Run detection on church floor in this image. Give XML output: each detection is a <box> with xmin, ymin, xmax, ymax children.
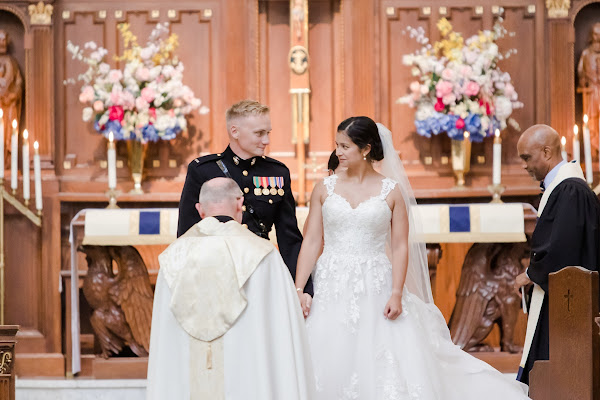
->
<box><xmin>16</xmin><ymin>375</ymin><xmax>518</xmax><ymax>399</ymax></box>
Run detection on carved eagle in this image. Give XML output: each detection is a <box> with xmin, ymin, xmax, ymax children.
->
<box><xmin>79</xmin><ymin>245</ymin><xmax>154</xmax><ymax>359</ymax></box>
<box><xmin>448</xmin><ymin>242</ymin><xmax>529</xmax><ymax>353</ymax></box>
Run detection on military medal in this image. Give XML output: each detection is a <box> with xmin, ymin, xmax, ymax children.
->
<box><xmin>276</xmin><ymin>177</ymin><xmax>285</xmax><ymax>196</ymax></box>
<box><xmin>269</xmin><ymin>177</ymin><xmax>277</xmax><ymax>195</ymax></box>
<box><xmin>253</xmin><ymin>177</ymin><xmax>262</xmax><ymax>196</ymax></box>
<box><xmin>261</xmin><ymin>177</ymin><xmax>270</xmax><ymax>195</ymax></box>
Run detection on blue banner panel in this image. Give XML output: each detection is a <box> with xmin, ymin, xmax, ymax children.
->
<box><xmin>139</xmin><ymin>211</ymin><xmax>161</xmax><ymax>235</ymax></box>
<box><xmin>449</xmin><ymin>206</ymin><xmax>470</xmax><ymax>232</ymax></box>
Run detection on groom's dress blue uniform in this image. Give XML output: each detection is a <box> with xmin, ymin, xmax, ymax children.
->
<box><xmin>177</xmin><ymin>145</ymin><xmax>313</xmax><ymax>295</ymax></box>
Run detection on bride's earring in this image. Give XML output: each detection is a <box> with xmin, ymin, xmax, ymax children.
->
<box><xmin>363</xmin><ymin>154</ymin><xmax>367</xmax><ymax>161</ymax></box>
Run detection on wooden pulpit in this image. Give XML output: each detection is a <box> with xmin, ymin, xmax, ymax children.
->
<box><xmin>0</xmin><ymin>325</ymin><xmax>19</xmax><ymax>400</ymax></box>
<box><xmin>529</xmin><ymin>267</ymin><xmax>600</xmax><ymax>400</ymax></box>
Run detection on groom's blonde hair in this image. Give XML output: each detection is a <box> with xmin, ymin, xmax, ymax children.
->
<box><xmin>226</xmin><ymin>100</ymin><xmax>269</xmax><ymax>129</ymax></box>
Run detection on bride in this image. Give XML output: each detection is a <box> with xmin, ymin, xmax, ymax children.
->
<box><xmin>294</xmin><ymin>116</ymin><xmax>530</xmax><ymax>399</ymax></box>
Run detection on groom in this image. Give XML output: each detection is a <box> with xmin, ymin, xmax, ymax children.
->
<box><xmin>514</xmin><ymin>124</ymin><xmax>600</xmax><ymax>385</ymax></box>
<box><xmin>177</xmin><ymin>99</ymin><xmax>313</xmax><ymax>296</ymax></box>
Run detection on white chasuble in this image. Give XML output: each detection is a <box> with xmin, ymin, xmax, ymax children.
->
<box><xmin>146</xmin><ymin>217</ymin><xmax>315</xmax><ymax>400</ymax></box>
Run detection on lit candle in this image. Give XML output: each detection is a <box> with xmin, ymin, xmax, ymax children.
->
<box><xmin>583</xmin><ymin>115</ymin><xmax>593</xmax><ymax>184</ymax></box>
<box><xmin>561</xmin><ymin>136</ymin><xmax>568</xmax><ymax>161</ymax></box>
<box><xmin>0</xmin><ymin>109</ymin><xmax>4</xmax><ymax>180</ymax></box>
<box><xmin>10</xmin><ymin>120</ymin><xmax>17</xmax><ymax>192</ymax></box>
<box><xmin>33</xmin><ymin>141</ymin><xmax>42</xmax><ymax>212</ymax></box>
<box><xmin>22</xmin><ymin>129</ymin><xmax>29</xmax><ymax>202</ymax></box>
<box><xmin>492</xmin><ymin>129</ymin><xmax>502</xmax><ymax>186</ymax></box>
<box><xmin>107</xmin><ymin>131</ymin><xmax>117</xmax><ymax>190</ymax></box>
<box><xmin>573</xmin><ymin>124</ymin><xmax>580</xmax><ymax>164</ymax></box>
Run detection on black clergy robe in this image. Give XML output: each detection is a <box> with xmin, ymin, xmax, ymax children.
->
<box><xmin>519</xmin><ymin>177</ymin><xmax>600</xmax><ymax>385</ymax></box>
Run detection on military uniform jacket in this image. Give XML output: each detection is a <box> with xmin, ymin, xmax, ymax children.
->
<box><xmin>178</xmin><ymin>146</ymin><xmax>313</xmax><ymax>295</ymax></box>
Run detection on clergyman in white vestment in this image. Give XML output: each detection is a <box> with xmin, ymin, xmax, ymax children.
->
<box><xmin>146</xmin><ymin>177</ymin><xmax>315</xmax><ymax>400</ymax></box>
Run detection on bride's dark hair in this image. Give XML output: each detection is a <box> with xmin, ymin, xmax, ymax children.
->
<box><xmin>337</xmin><ymin>116</ymin><xmax>384</xmax><ymax>161</ymax></box>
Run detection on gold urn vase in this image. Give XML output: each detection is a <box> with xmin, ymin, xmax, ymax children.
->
<box><xmin>451</xmin><ymin>137</ymin><xmax>471</xmax><ymax>188</ymax></box>
<box><xmin>126</xmin><ymin>140</ymin><xmax>148</xmax><ymax>194</ymax></box>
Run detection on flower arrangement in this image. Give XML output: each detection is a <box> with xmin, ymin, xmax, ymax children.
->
<box><xmin>66</xmin><ymin>23</ymin><xmax>208</xmax><ymax>142</ymax></box>
<box><xmin>397</xmin><ymin>17</ymin><xmax>522</xmax><ymax>142</ymax></box>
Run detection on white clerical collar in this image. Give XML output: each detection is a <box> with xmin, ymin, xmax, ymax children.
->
<box><xmin>543</xmin><ymin>160</ymin><xmax>567</xmax><ymax>189</ymax></box>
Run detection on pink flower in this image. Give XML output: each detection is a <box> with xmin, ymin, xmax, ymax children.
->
<box><xmin>93</xmin><ymin>100</ymin><xmax>104</xmax><ymax>112</ymax></box>
<box><xmin>121</xmin><ymin>91</ymin><xmax>135</xmax><ymax>109</ymax></box>
<box><xmin>168</xmin><ymin>109</ymin><xmax>175</xmax><ymax>117</ymax></box>
<box><xmin>141</xmin><ymin>87</ymin><xmax>156</xmax><ymax>103</ymax></box>
<box><xmin>463</xmin><ymin>81</ymin><xmax>480</xmax><ymax>97</ymax></box>
<box><xmin>173</xmin><ymin>99</ymin><xmax>183</xmax><ymax>107</ymax></box>
<box><xmin>456</xmin><ymin>118</ymin><xmax>465</xmax><ymax>129</ymax></box>
<box><xmin>135</xmin><ymin>97</ymin><xmax>149</xmax><ymax>111</ymax></box>
<box><xmin>434</xmin><ymin>98</ymin><xmax>445</xmax><ymax>112</ymax></box>
<box><xmin>435</xmin><ymin>80</ymin><xmax>453</xmax><ymax>98</ymax></box>
<box><xmin>110</xmin><ymin>87</ymin><xmax>123</xmax><ymax>105</ymax></box>
<box><xmin>441</xmin><ymin>68</ymin><xmax>455</xmax><ymax>81</ymax></box>
<box><xmin>135</xmin><ymin>67</ymin><xmax>150</xmax><ymax>81</ymax></box>
<box><xmin>148</xmin><ymin>108</ymin><xmax>156</xmax><ymax>120</ymax></box>
<box><xmin>109</xmin><ymin>105</ymin><xmax>124</xmax><ymax>122</ymax></box>
<box><xmin>108</xmin><ymin>69</ymin><xmax>123</xmax><ymax>84</ymax></box>
<box><xmin>79</xmin><ymin>86</ymin><xmax>94</xmax><ymax>103</ymax></box>
<box><xmin>504</xmin><ymin>83</ymin><xmax>515</xmax><ymax>98</ymax></box>
<box><xmin>460</xmin><ymin>66</ymin><xmax>473</xmax><ymax>77</ymax></box>
<box><xmin>409</xmin><ymin>81</ymin><xmax>421</xmax><ymax>93</ymax></box>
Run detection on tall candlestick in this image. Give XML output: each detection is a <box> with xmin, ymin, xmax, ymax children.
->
<box><xmin>10</xmin><ymin>120</ymin><xmax>17</xmax><ymax>193</ymax></box>
<box><xmin>561</xmin><ymin>136</ymin><xmax>568</xmax><ymax>161</ymax></box>
<box><xmin>33</xmin><ymin>141</ymin><xmax>42</xmax><ymax>212</ymax></box>
<box><xmin>573</xmin><ymin>124</ymin><xmax>581</xmax><ymax>164</ymax></box>
<box><xmin>22</xmin><ymin>130</ymin><xmax>29</xmax><ymax>202</ymax></box>
<box><xmin>492</xmin><ymin>129</ymin><xmax>502</xmax><ymax>186</ymax></box>
<box><xmin>107</xmin><ymin>131</ymin><xmax>117</xmax><ymax>190</ymax></box>
<box><xmin>0</xmin><ymin>109</ymin><xmax>4</xmax><ymax>180</ymax></box>
<box><xmin>583</xmin><ymin>115</ymin><xmax>593</xmax><ymax>184</ymax></box>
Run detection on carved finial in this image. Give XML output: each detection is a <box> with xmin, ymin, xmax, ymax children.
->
<box><xmin>28</xmin><ymin>1</ymin><xmax>54</xmax><ymax>25</ymax></box>
<box><xmin>546</xmin><ymin>0</ymin><xmax>570</xmax><ymax>18</ymax></box>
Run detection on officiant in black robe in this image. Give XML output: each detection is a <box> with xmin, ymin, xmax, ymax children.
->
<box><xmin>514</xmin><ymin>124</ymin><xmax>600</xmax><ymax>386</ymax></box>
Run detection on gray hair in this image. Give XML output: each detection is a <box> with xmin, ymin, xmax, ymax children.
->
<box><xmin>198</xmin><ymin>177</ymin><xmax>243</xmax><ymax>206</ymax></box>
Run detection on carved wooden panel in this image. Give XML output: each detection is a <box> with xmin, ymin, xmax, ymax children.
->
<box><xmin>380</xmin><ymin>2</ymin><xmax>541</xmax><ymax>191</ymax></box>
<box><xmin>56</xmin><ymin>3</ymin><xmax>223</xmax><ymax>188</ymax></box>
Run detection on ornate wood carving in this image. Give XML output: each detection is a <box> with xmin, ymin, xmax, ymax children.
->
<box><xmin>449</xmin><ymin>242</ymin><xmax>530</xmax><ymax>353</ymax></box>
<box><xmin>0</xmin><ymin>326</ymin><xmax>18</xmax><ymax>400</ymax></box>
<box><xmin>79</xmin><ymin>245</ymin><xmax>153</xmax><ymax>358</ymax></box>
<box><xmin>546</xmin><ymin>0</ymin><xmax>571</xmax><ymax>18</ymax></box>
<box><xmin>27</xmin><ymin>1</ymin><xmax>53</xmax><ymax>26</ymax></box>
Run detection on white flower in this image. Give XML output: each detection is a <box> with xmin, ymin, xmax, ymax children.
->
<box><xmin>494</xmin><ymin>95</ymin><xmax>513</xmax><ymax>121</ymax></box>
<box><xmin>82</xmin><ymin>107</ymin><xmax>94</xmax><ymax>122</ymax></box>
<box><xmin>98</xmin><ymin>63</ymin><xmax>110</xmax><ymax>75</ymax></box>
<box><xmin>415</xmin><ymin>103</ymin><xmax>435</xmax><ymax>121</ymax></box>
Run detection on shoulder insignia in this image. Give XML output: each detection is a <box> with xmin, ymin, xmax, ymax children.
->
<box><xmin>190</xmin><ymin>153</ymin><xmax>224</xmax><ymax>167</ymax></box>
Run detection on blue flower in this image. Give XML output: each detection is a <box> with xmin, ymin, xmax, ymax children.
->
<box><xmin>103</xmin><ymin>120</ymin><xmax>128</xmax><ymax>140</ymax></box>
<box><xmin>415</xmin><ymin>120</ymin><xmax>431</xmax><ymax>138</ymax></box>
<box><xmin>465</xmin><ymin>113</ymin><xmax>484</xmax><ymax>142</ymax></box>
<box><xmin>162</xmin><ymin>126</ymin><xmax>181</xmax><ymax>141</ymax></box>
<box><xmin>142</xmin><ymin>124</ymin><xmax>159</xmax><ymax>142</ymax></box>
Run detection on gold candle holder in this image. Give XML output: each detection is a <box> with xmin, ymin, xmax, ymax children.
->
<box><xmin>487</xmin><ymin>184</ymin><xmax>505</xmax><ymax>203</ymax></box>
<box><xmin>105</xmin><ymin>189</ymin><xmax>120</xmax><ymax>209</ymax></box>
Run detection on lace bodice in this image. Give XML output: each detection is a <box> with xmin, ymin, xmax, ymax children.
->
<box><xmin>322</xmin><ymin>174</ymin><xmax>397</xmax><ymax>258</ymax></box>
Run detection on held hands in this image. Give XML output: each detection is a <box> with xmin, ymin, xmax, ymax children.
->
<box><xmin>297</xmin><ymin>290</ymin><xmax>312</xmax><ymax>318</ymax></box>
<box><xmin>513</xmin><ymin>272</ymin><xmax>532</xmax><ymax>295</ymax></box>
<box><xmin>383</xmin><ymin>291</ymin><xmax>403</xmax><ymax>320</ymax></box>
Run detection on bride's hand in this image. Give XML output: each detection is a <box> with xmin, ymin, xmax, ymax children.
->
<box><xmin>297</xmin><ymin>292</ymin><xmax>313</xmax><ymax>318</ymax></box>
<box><xmin>383</xmin><ymin>293</ymin><xmax>403</xmax><ymax>320</ymax></box>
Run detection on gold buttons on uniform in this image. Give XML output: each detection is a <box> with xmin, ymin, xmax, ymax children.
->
<box><xmin>242</xmin><ymin>205</ymin><xmax>246</xmax><ymax>211</ymax></box>
<box><xmin>217</xmin><ymin>153</ymin><xmax>221</xmax><ymax>156</ymax></box>
<box><xmin>269</xmin><ymin>199</ymin><xmax>273</xmax><ymax>204</ymax></box>
<box><xmin>242</xmin><ymin>224</ymin><xmax>248</xmax><ymax>228</ymax></box>
<box><xmin>243</xmin><ymin>170</ymin><xmax>248</xmax><ymax>176</ymax></box>
<box><xmin>244</xmin><ymin>187</ymin><xmax>249</xmax><ymax>193</ymax></box>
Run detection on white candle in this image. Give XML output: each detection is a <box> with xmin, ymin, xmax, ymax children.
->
<box><xmin>573</xmin><ymin>124</ymin><xmax>581</xmax><ymax>164</ymax></box>
<box><xmin>22</xmin><ymin>129</ymin><xmax>29</xmax><ymax>201</ymax></box>
<box><xmin>0</xmin><ymin>109</ymin><xmax>4</xmax><ymax>180</ymax></box>
<box><xmin>561</xmin><ymin>136</ymin><xmax>568</xmax><ymax>161</ymax></box>
<box><xmin>492</xmin><ymin>129</ymin><xmax>502</xmax><ymax>186</ymax></box>
<box><xmin>10</xmin><ymin>120</ymin><xmax>17</xmax><ymax>191</ymax></box>
<box><xmin>583</xmin><ymin>115</ymin><xmax>593</xmax><ymax>184</ymax></box>
<box><xmin>33</xmin><ymin>141</ymin><xmax>42</xmax><ymax>211</ymax></box>
<box><xmin>107</xmin><ymin>131</ymin><xmax>117</xmax><ymax>190</ymax></box>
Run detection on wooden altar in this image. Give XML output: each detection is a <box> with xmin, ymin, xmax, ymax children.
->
<box><xmin>0</xmin><ymin>0</ymin><xmax>594</xmax><ymax>378</ymax></box>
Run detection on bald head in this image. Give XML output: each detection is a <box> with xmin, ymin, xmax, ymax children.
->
<box><xmin>195</xmin><ymin>178</ymin><xmax>244</xmax><ymax>223</ymax></box>
<box><xmin>517</xmin><ymin>124</ymin><xmax>563</xmax><ymax>181</ymax></box>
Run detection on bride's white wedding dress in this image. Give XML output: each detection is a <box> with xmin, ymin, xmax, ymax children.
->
<box><xmin>305</xmin><ymin>174</ymin><xmax>529</xmax><ymax>400</ymax></box>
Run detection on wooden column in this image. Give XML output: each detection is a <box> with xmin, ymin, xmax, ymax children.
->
<box><xmin>0</xmin><ymin>325</ymin><xmax>18</xmax><ymax>400</ymax></box>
